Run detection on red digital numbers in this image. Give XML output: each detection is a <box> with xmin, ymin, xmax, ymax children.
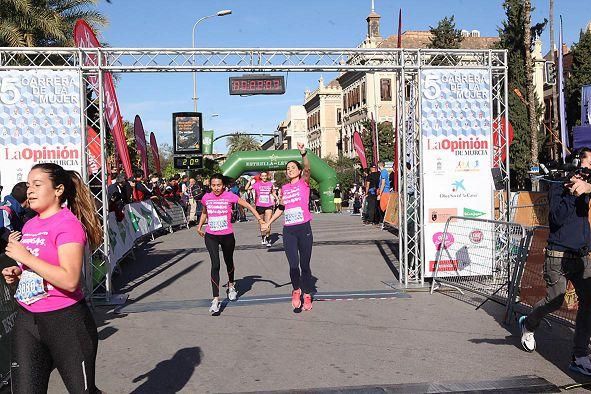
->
<box><xmin>230</xmin><ymin>77</ymin><xmax>285</xmax><ymax>94</ymax></box>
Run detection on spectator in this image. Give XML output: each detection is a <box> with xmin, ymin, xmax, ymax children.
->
<box><xmin>133</xmin><ymin>169</ymin><xmax>152</xmax><ymax>201</ymax></box>
<box><xmin>364</xmin><ymin>165</ymin><xmax>381</xmax><ymax>225</ymax></box>
<box><xmin>0</xmin><ymin>182</ymin><xmax>28</xmax><ymax>252</ymax></box>
<box><xmin>333</xmin><ymin>184</ymin><xmax>342</xmax><ymax>214</ymax></box>
<box><xmin>378</xmin><ymin>161</ymin><xmax>391</xmax><ymax>221</ymax></box>
<box><xmin>107</xmin><ymin>174</ymin><xmax>130</xmax><ymax>205</ymax></box>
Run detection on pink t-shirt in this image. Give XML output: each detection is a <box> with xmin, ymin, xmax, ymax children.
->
<box><xmin>281</xmin><ymin>179</ymin><xmax>312</xmax><ymax>226</ymax></box>
<box><xmin>253</xmin><ymin>181</ymin><xmax>274</xmax><ymax>208</ymax></box>
<box><xmin>202</xmin><ymin>191</ymin><xmax>240</xmax><ymax>235</ymax></box>
<box><xmin>17</xmin><ymin>208</ymin><xmax>87</xmax><ymax>312</ymax></box>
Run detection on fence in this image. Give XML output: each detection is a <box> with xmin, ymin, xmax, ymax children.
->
<box><xmin>430</xmin><ymin>216</ymin><xmax>529</xmax><ymax>319</ymax></box>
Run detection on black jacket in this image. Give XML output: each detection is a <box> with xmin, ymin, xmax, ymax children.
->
<box><xmin>547</xmin><ymin>182</ymin><xmax>591</xmax><ymax>253</ymax></box>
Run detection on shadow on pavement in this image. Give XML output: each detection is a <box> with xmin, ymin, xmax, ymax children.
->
<box><xmin>131</xmin><ymin>347</ymin><xmax>202</xmax><ymax>393</ymax></box>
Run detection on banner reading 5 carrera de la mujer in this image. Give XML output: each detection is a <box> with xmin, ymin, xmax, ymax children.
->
<box><xmin>0</xmin><ymin>70</ymin><xmax>83</xmax><ymax>192</ymax></box>
<box><xmin>420</xmin><ymin>69</ymin><xmax>494</xmax><ymax>278</ymax></box>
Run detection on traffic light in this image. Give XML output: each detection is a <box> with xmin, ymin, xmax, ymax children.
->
<box><xmin>545</xmin><ymin>61</ymin><xmax>557</xmax><ymax>86</ymax></box>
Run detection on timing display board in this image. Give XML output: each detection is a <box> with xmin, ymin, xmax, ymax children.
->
<box><xmin>229</xmin><ymin>75</ymin><xmax>286</xmax><ymax>95</ymax></box>
<box><xmin>173</xmin><ymin>155</ymin><xmax>203</xmax><ymax>169</ymax></box>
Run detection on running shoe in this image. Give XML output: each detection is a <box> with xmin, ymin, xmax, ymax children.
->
<box><xmin>209</xmin><ymin>299</ymin><xmax>220</xmax><ymax>314</ymax></box>
<box><xmin>266</xmin><ymin>239</ymin><xmax>272</xmax><ymax>247</ymax></box>
<box><xmin>519</xmin><ymin>315</ymin><xmax>536</xmax><ymax>352</ymax></box>
<box><xmin>228</xmin><ymin>286</ymin><xmax>238</xmax><ymax>301</ymax></box>
<box><xmin>291</xmin><ymin>289</ymin><xmax>302</xmax><ymax>309</ymax></box>
<box><xmin>303</xmin><ymin>293</ymin><xmax>313</xmax><ymax>311</ymax></box>
<box><xmin>570</xmin><ymin>355</ymin><xmax>591</xmax><ymax>376</ymax></box>
<box><xmin>261</xmin><ymin>238</ymin><xmax>266</xmax><ymax>245</ymax></box>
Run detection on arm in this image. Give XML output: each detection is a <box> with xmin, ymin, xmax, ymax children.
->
<box><xmin>266</xmin><ymin>206</ymin><xmax>284</xmax><ymax>229</ymax></box>
<box><xmin>298</xmin><ymin>142</ymin><xmax>311</xmax><ymax>184</ymax></box>
<box><xmin>196</xmin><ymin>206</ymin><xmax>208</xmax><ymax>237</ymax></box>
<box><xmin>6</xmin><ymin>235</ymin><xmax>84</xmax><ymax>293</ymax></box>
<box><xmin>237</xmin><ymin>198</ymin><xmax>265</xmax><ymax>225</ymax></box>
<box><xmin>548</xmin><ymin>182</ymin><xmax>576</xmax><ymax>227</ymax></box>
<box><xmin>245</xmin><ymin>179</ymin><xmax>255</xmax><ymax>192</ymax></box>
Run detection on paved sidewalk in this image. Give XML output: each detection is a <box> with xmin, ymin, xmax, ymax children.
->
<box><xmin>45</xmin><ymin>214</ymin><xmax>588</xmax><ymax>393</ymax></box>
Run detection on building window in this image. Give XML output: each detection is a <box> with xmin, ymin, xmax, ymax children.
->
<box><xmin>362</xmin><ymin>82</ymin><xmax>366</xmax><ymax>104</ymax></box>
<box><xmin>337</xmin><ymin>108</ymin><xmax>342</xmax><ymax>125</ymax></box>
<box><xmin>380</xmin><ymin>78</ymin><xmax>392</xmax><ymax>101</ymax></box>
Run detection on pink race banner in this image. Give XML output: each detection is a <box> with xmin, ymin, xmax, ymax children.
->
<box><xmin>353</xmin><ymin>131</ymin><xmax>368</xmax><ymax>169</ymax></box>
<box><xmin>87</xmin><ymin>127</ymin><xmax>102</xmax><ymax>175</ymax></box>
<box><xmin>74</xmin><ymin>19</ymin><xmax>133</xmax><ymax>178</ymax></box>
<box><xmin>150</xmin><ymin>132</ymin><xmax>161</xmax><ymax>174</ymax></box>
<box><xmin>134</xmin><ymin>115</ymin><xmax>149</xmax><ymax>177</ymax></box>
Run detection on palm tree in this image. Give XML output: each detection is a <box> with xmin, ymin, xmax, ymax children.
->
<box><xmin>226</xmin><ymin>134</ymin><xmax>261</xmax><ymax>155</ymax></box>
<box><xmin>0</xmin><ymin>0</ymin><xmax>107</xmax><ymax>47</ymax></box>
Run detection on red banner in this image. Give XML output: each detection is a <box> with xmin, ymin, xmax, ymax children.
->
<box><xmin>150</xmin><ymin>132</ymin><xmax>161</xmax><ymax>174</ymax></box>
<box><xmin>353</xmin><ymin>131</ymin><xmax>368</xmax><ymax>169</ymax></box>
<box><xmin>134</xmin><ymin>115</ymin><xmax>149</xmax><ymax>178</ymax></box>
<box><xmin>74</xmin><ymin>19</ymin><xmax>133</xmax><ymax>178</ymax></box>
<box><xmin>86</xmin><ymin>127</ymin><xmax>101</xmax><ymax>175</ymax></box>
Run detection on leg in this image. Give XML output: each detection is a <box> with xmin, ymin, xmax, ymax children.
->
<box><xmin>41</xmin><ymin>302</ymin><xmax>99</xmax><ymax>394</ymax></box>
<box><xmin>220</xmin><ymin>234</ymin><xmax>236</xmax><ymax>286</ymax></box>
<box><xmin>524</xmin><ymin>254</ymin><xmax>569</xmax><ymax>331</ymax></box>
<box><xmin>189</xmin><ymin>198</ymin><xmax>197</xmax><ymax>221</ymax></box>
<box><xmin>204</xmin><ymin>233</ymin><xmax>222</xmax><ymax>298</ymax></box>
<box><xmin>11</xmin><ymin>309</ymin><xmax>53</xmax><ymax>394</ymax></box>
<box><xmin>283</xmin><ymin>226</ymin><xmax>301</xmax><ymax>290</ymax></box>
<box><xmin>264</xmin><ymin>209</ymin><xmax>273</xmax><ymax>238</ymax></box>
<box><xmin>569</xmin><ymin>256</ymin><xmax>591</xmax><ymax>357</ymax></box>
<box><xmin>298</xmin><ymin>222</ymin><xmax>314</xmax><ymax>294</ymax></box>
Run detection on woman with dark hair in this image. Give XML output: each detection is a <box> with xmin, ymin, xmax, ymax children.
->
<box><xmin>1</xmin><ymin>163</ymin><xmax>103</xmax><ymax>393</ymax></box>
<box><xmin>264</xmin><ymin>143</ymin><xmax>315</xmax><ymax>311</ymax></box>
<box><xmin>197</xmin><ymin>173</ymin><xmax>266</xmax><ymax>314</ymax></box>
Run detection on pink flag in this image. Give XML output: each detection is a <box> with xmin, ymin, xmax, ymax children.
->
<box><xmin>353</xmin><ymin>131</ymin><xmax>368</xmax><ymax>169</ymax></box>
<box><xmin>74</xmin><ymin>20</ymin><xmax>133</xmax><ymax>178</ymax></box>
<box><xmin>134</xmin><ymin>115</ymin><xmax>149</xmax><ymax>177</ymax></box>
<box><xmin>150</xmin><ymin>132</ymin><xmax>161</xmax><ymax>174</ymax></box>
<box><xmin>86</xmin><ymin>127</ymin><xmax>101</xmax><ymax>175</ymax></box>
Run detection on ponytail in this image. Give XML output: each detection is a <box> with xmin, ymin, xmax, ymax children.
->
<box><xmin>31</xmin><ymin>163</ymin><xmax>103</xmax><ymax>249</ymax></box>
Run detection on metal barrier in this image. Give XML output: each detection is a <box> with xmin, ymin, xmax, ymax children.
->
<box><xmin>508</xmin><ymin>226</ymin><xmax>578</xmax><ymax>328</ymax></box>
<box><xmin>430</xmin><ymin>216</ymin><xmax>528</xmax><ymax>318</ymax></box>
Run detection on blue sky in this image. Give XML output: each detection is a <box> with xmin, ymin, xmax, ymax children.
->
<box><xmin>95</xmin><ymin>0</ymin><xmax>591</xmax><ymax>153</ymax></box>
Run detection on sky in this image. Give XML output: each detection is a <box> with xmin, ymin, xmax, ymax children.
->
<box><xmin>94</xmin><ymin>0</ymin><xmax>591</xmax><ymax>153</ymax></box>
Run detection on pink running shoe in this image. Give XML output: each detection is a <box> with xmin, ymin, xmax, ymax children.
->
<box><xmin>303</xmin><ymin>293</ymin><xmax>313</xmax><ymax>311</ymax></box>
<box><xmin>291</xmin><ymin>289</ymin><xmax>302</xmax><ymax>309</ymax></box>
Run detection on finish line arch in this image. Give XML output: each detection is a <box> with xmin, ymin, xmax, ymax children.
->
<box><xmin>220</xmin><ymin>150</ymin><xmax>338</xmax><ymax>213</ymax></box>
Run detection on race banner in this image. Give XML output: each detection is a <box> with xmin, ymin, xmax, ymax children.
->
<box><xmin>74</xmin><ymin>19</ymin><xmax>133</xmax><ymax>178</ymax></box>
<box><xmin>134</xmin><ymin>115</ymin><xmax>149</xmax><ymax>177</ymax></box>
<box><xmin>150</xmin><ymin>132</ymin><xmax>161</xmax><ymax>174</ymax></box>
<box><xmin>202</xmin><ymin>130</ymin><xmax>214</xmax><ymax>155</ymax></box>
<box><xmin>0</xmin><ymin>70</ymin><xmax>83</xmax><ymax>192</ymax></box>
<box><xmin>420</xmin><ymin>69</ymin><xmax>493</xmax><ymax>277</ymax></box>
<box><xmin>87</xmin><ymin>127</ymin><xmax>101</xmax><ymax>175</ymax></box>
<box><xmin>352</xmin><ymin>131</ymin><xmax>368</xmax><ymax>169</ymax></box>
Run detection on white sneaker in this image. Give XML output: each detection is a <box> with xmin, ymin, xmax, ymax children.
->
<box><xmin>266</xmin><ymin>239</ymin><xmax>272</xmax><ymax>247</ymax></box>
<box><xmin>228</xmin><ymin>286</ymin><xmax>237</xmax><ymax>301</ymax></box>
<box><xmin>261</xmin><ymin>238</ymin><xmax>266</xmax><ymax>245</ymax></box>
<box><xmin>519</xmin><ymin>316</ymin><xmax>536</xmax><ymax>352</ymax></box>
<box><xmin>570</xmin><ymin>355</ymin><xmax>591</xmax><ymax>376</ymax></box>
<box><xmin>209</xmin><ymin>299</ymin><xmax>220</xmax><ymax>314</ymax></box>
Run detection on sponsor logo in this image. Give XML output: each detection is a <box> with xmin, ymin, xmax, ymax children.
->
<box><xmin>427</xmin><ymin>137</ymin><xmax>489</xmax><ymax>156</ymax></box>
<box><xmin>451</xmin><ymin>179</ymin><xmax>465</xmax><ymax>192</ymax></box>
<box><xmin>464</xmin><ymin>208</ymin><xmax>486</xmax><ymax>218</ymax></box>
<box><xmin>456</xmin><ymin>159</ymin><xmax>481</xmax><ymax>172</ymax></box>
<box><xmin>433</xmin><ymin>232</ymin><xmax>454</xmax><ymax>250</ymax></box>
<box><xmin>469</xmin><ymin>230</ymin><xmax>483</xmax><ymax>244</ymax></box>
<box><xmin>429</xmin><ymin>208</ymin><xmax>457</xmax><ymax>223</ymax></box>
<box><xmin>429</xmin><ymin>260</ymin><xmax>459</xmax><ymax>272</ymax></box>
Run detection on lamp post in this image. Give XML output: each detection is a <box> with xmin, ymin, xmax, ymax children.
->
<box><xmin>192</xmin><ymin>10</ymin><xmax>232</xmax><ymax>112</ymax></box>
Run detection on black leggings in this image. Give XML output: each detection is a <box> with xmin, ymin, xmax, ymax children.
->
<box><xmin>283</xmin><ymin>221</ymin><xmax>314</xmax><ymax>293</ymax></box>
<box><xmin>11</xmin><ymin>300</ymin><xmax>98</xmax><ymax>394</ymax></box>
<box><xmin>204</xmin><ymin>233</ymin><xmax>236</xmax><ymax>297</ymax></box>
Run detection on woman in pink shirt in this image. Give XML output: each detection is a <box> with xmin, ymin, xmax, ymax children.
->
<box><xmin>265</xmin><ymin>143</ymin><xmax>315</xmax><ymax>311</ymax></box>
<box><xmin>246</xmin><ymin>171</ymin><xmax>277</xmax><ymax>247</ymax></box>
<box><xmin>2</xmin><ymin>163</ymin><xmax>103</xmax><ymax>393</ymax></box>
<box><xmin>197</xmin><ymin>173</ymin><xmax>266</xmax><ymax>314</ymax></box>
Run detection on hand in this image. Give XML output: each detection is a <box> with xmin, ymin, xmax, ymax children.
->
<box><xmin>260</xmin><ymin>221</ymin><xmax>269</xmax><ymax>232</ymax></box>
<box><xmin>297</xmin><ymin>142</ymin><xmax>306</xmax><ymax>155</ymax></box>
<box><xmin>197</xmin><ymin>227</ymin><xmax>205</xmax><ymax>238</ymax></box>
<box><xmin>568</xmin><ymin>178</ymin><xmax>591</xmax><ymax>196</ymax></box>
<box><xmin>5</xmin><ymin>237</ymin><xmax>32</xmax><ymax>263</ymax></box>
<box><xmin>2</xmin><ymin>266</ymin><xmax>22</xmax><ymax>285</ymax></box>
<box><xmin>9</xmin><ymin>231</ymin><xmax>21</xmax><ymax>242</ymax></box>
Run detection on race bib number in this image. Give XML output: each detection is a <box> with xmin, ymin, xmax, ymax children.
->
<box><xmin>15</xmin><ymin>270</ymin><xmax>48</xmax><ymax>305</ymax></box>
<box><xmin>284</xmin><ymin>207</ymin><xmax>304</xmax><ymax>225</ymax></box>
<box><xmin>259</xmin><ymin>195</ymin><xmax>270</xmax><ymax>204</ymax></box>
<box><xmin>208</xmin><ymin>216</ymin><xmax>228</xmax><ymax>232</ymax></box>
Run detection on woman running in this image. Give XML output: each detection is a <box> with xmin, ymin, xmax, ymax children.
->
<box><xmin>197</xmin><ymin>173</ymin><xmax>266</xmax><ymax>314</ymax></box>
<box><xmin>2</xmin><ymin>163</ymin><xmax>103</xmax><ymax>393</ymax></box>
<box><xmin>264</xmin><ymin>143</ymin><xmax>315</xmax><ymax>311</ymax></box>
<box><xmin>246</xmin><ymin>171</ymin><xmax>276</xmax><ymax>247</ymax></box>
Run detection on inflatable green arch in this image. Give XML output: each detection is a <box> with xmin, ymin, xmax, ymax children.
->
<box><xmin>220</xmin><ymin>150</ymin><xmax>338</xmax><ymax>213</ymax></box>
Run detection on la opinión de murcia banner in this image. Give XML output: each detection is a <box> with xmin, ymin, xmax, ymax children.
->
<box><xmin>0</xmin><ymin>70</ymin><xmax>83</xmax><ymax>192</ymax></box>
<box><xmin>420</xmin><ymin>69</ymin><xmax>493</xmax><ymax>278</ymax></box>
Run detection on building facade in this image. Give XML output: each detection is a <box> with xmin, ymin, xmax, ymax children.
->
<box><xmin>275</xmin><ymin>105</ymin><xmax>307</xmax><ymax>150</ymax></box>
<box><xmin>303</xmin><ymin>77</ymin><xmax>342</xmax><ymax>158</ymax></box>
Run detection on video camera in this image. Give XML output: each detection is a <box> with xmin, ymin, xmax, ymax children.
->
<box><xmin>538</xmin><ymin>148</ymin><xmax>591</xmax><ymax>183</ymax></box>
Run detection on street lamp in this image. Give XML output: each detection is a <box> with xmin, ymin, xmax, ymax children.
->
<box><xmin>192</xmin><ymin>10</ymin><xmax>232</xmax><ymax>112</ymax></box>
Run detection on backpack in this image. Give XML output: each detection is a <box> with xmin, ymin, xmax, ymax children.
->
<box><xmin>0</xmin><ymin>205</ymin><xmax>18</xmax><ymax>231</ymax></box>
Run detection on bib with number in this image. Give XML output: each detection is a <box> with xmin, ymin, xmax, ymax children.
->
<box><xmin>15</xmin><ymin>270</ymin><xmax>48</xmax><ymax>305</ymax></box>
<box><xmin>208</xmin><ymin>216</ymin><xmax>228</xmax><ymax>232</ymax></box>
<box><xmin>259</xmin><ymin>195</ymin><xmax>270</xmax><ymax>204</ymax></box>
<box><xmin>284</xmin><ymin>207</ymin><xmax>305</xmax><ymax>225</ymax></box>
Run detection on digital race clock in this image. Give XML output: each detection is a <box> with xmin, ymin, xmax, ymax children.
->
<box><xmin>229</xmin><ymin>75</ymin><xmax>286</xmax><ymax>95</ymax></box>
<box><xmin>173</xmin><ymin>155</ymin><xmax>203</xmax><ymax>169</ymax></box>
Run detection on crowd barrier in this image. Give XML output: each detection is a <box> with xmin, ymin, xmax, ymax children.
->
<box><xmin>0</xmin><ymin>256</ymin><xmax>17</xmax><ymax>388</ymax></box>
<box><xmin>430</xmin><ymin>216</ymin><xmax>529</xmax><ymax>319</ymax></box>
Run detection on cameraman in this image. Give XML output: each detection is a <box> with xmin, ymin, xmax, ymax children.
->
<box><xmin>520</xmin><ymin>147</ymin><xmax>591</xmax><ymax>376</ymax></box>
